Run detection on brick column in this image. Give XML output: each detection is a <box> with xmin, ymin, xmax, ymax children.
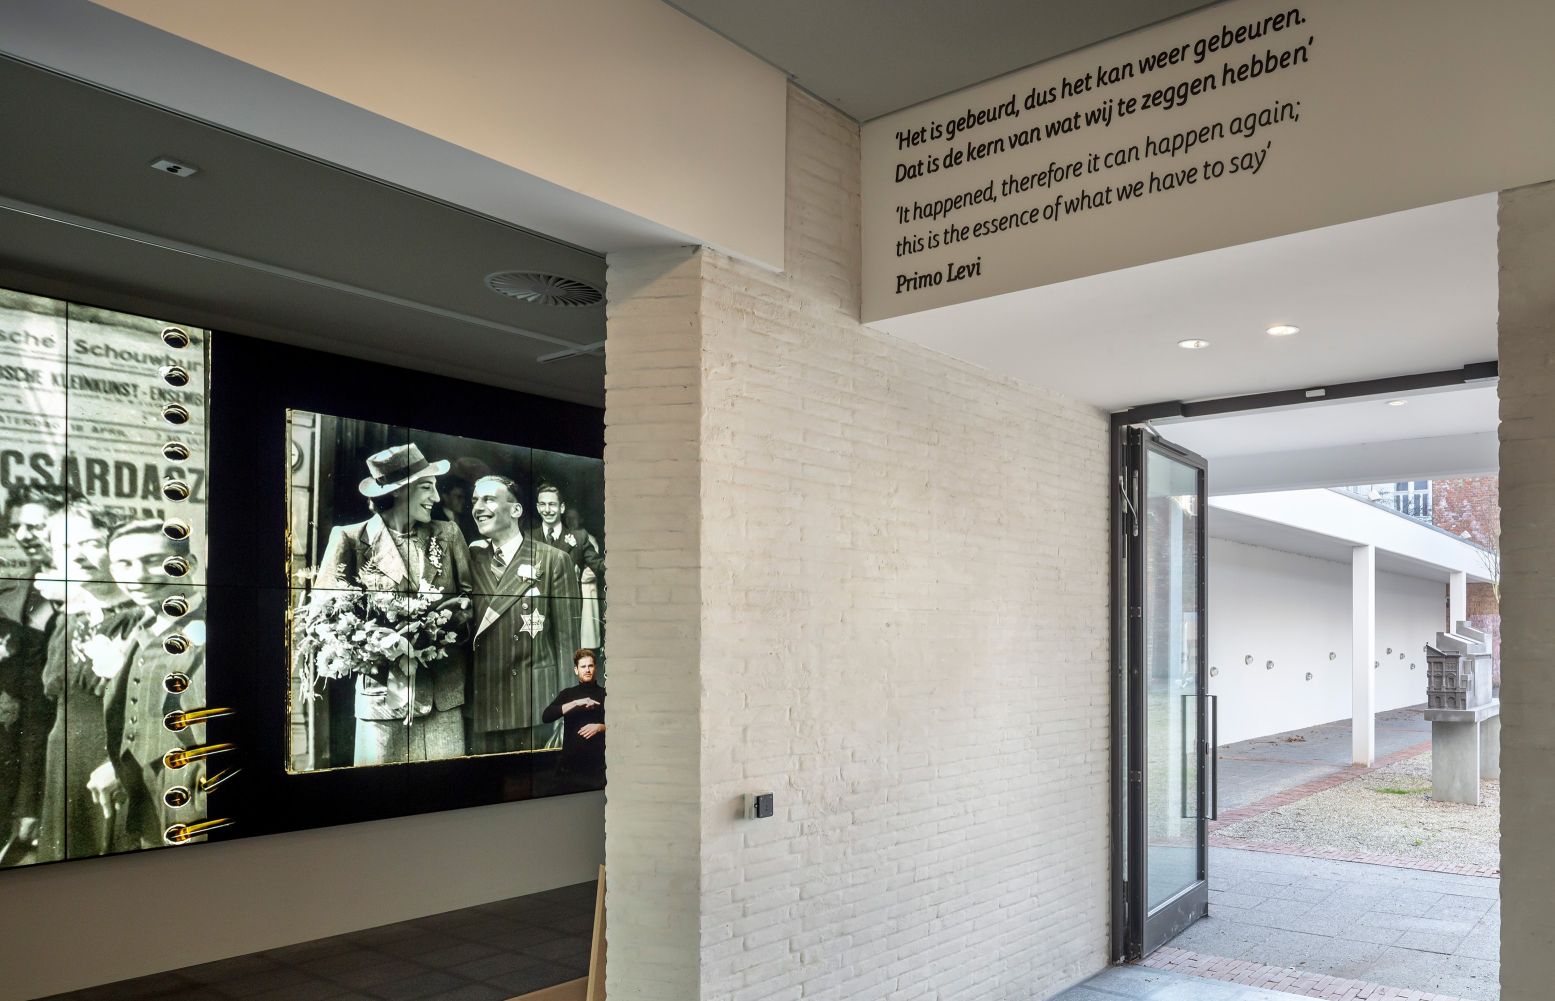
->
<box><xmin>1499</xmin><ymin>179</ymin><xmax>1555</xmax><ymax>1001</ymax></box>
<box><xmin>601</xmin><ymin>245</ymin><xmax>706</xmax><ymax>1000</ymax></box>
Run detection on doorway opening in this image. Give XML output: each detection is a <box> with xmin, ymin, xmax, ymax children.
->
<box><xmin>1101</xmin><ymin>193</ymin><xmax>1503</xmax><ymax>1001</ymax></box>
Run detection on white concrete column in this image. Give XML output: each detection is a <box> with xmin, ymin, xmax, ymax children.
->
<box><xmin>1449</xmin><ymin>570</ymin><xmax>1468</xmax><ymax>630</ymax></box>
<box><xmin>1352</xmin><ymin>544</ymin><xmax>1377</xmax><ymax>766</ymax></box>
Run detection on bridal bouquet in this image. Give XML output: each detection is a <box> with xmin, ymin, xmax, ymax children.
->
<box><xmin>294</xmin><ymin>582</ymin><xmax>466</xmax><ymax>696</ymax></box>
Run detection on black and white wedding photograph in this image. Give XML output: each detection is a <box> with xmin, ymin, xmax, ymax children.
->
<box><xmin>286</xmin><ymin>410</ymin><xmax>606</xmax><ymax>776</ymax></box>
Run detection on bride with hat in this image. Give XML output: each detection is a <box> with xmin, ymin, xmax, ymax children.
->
<box><xmin>311</xmin><ymin>442</ymin><xmax>474</xmax><ymax>766</ymax></box>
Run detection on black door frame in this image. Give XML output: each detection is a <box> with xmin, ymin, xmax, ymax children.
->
<box><xmin>1107</xmin><ymin>362</ymin><xmax>1498</xmax><ymax>963</ymax></box>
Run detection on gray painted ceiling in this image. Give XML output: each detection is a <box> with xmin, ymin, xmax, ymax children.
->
<box><xmin>664</xmin><ymin>0</ymin><xmax>1219</xmax><ymax>121</ymax></box>
<box><xmin>0</xmin><ymin>56</ymin><xmax>608</xmax><ymax>406</ymax></box>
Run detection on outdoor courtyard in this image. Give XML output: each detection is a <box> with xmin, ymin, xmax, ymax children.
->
<box><xmin>1059</xmin><ymin>707</ymin><xmax>1501</xmax><ymax>1001</ymax></box>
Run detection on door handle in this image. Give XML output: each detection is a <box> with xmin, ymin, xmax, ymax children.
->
<box><xmin>1207</xmin><ymin>695</ymin><xmax>1219</xmax><ymax>821</ymax></box>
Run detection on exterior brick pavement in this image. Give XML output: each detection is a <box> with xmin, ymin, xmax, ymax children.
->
<box><xmin>1142</xmin><ymin>945</ymin><xmax>1477</xmax><ymax>1001</ymax></box>
<box><xmin>1208</xmin><ymin>737</ymin><xmax>1502</xmax><ymax>878</ymax></box>
<box><xmin>1210</xmin><ymin>739</ymin><xmax>1433</xmax><ymax>832</ymax></box>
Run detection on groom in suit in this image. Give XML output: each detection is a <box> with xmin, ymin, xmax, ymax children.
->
<box><xmin>467</xmin><ymin>476</ymin><xmax>579</xmax><ymax>754</ymax></box>
<box><xmin>313</xmin><ymin>443</ymin><xmax>472</xmax><ymax>765</ymax></box>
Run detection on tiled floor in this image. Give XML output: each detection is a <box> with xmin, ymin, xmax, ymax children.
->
<box><xmin>39</xmin><ymin>881</ymin><xmax>596</xmax><ymax>1001</ymax></box>
<box><xmin>1055</xmin><ymin>708</ymin><xmax>1501</xmax><ymax>1001</ymax></box>
<box><xmin>1051</xmin><ymin>964</ymin><xmax>1309</xmax><ymax>1000</ymax></box>
<box><xmin>1191</xmin><ymin>846</ymin><xmax>1499</xmax><ymax>1000</ymax></box>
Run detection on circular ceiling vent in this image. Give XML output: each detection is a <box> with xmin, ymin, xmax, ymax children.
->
<box><xmin>485</xmin><ymin>271</ymin><xmax>604</xmax><ymax>307</ymax></box>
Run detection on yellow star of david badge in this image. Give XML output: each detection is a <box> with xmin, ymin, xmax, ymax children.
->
<box><xmin>520</xmin><ymin>607</ymin><xmax>547</xmax><ymax>638</ymax></box>
<box><xmin>0</xmin><ymin>635</ymin><xmax>10</xmax><ymax>661</ymax></box>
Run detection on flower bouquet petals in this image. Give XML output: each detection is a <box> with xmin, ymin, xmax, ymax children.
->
<box><xmin>294</xmin><ymin>583</ymin><xmax>468</xmax><ymax>706</ymax></box>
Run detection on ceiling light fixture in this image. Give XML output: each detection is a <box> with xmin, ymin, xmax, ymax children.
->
<box><xmin>1387</xmin><ymin>399</ymin><xmax>1409</xmax><ymax>406</ymax></box>
<box><xmin>150</xmin><ymin>157</ymin><xmax>200</xmax><ymax>178</ymax></box>
<box><xmin>1265</xmin><ymin>324</ymin><xmax>1300</xmax><ymax>336</ymax></box>
<box><xmin>1177</xmin><ymin>338</ymin><xmax>1210</xmax><ymax>350</ymax></box>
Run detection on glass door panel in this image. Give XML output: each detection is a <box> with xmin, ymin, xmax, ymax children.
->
<box><xmin>1144</xmin><ymin>449</ymin><xmax>1202</xmax><ymax>911</ymax></box>
<box><xmin>1123</xmin><ymin>429</ymin><xmax>1210</xmax><ymax>958</ymax></box>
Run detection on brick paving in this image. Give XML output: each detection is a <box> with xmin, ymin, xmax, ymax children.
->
<box><xmin>1142</xmin><ymin>946</ymin><xmax>1477</xmax><ymax>1001</ymax></box>
<box><xmin>1210</xmin><ymin>739</ymin><xmax>1433</xmax><ymax>832</ymax></box>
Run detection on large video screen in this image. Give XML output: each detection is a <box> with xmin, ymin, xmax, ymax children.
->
<box><xmin>287</xmin><ymin>410</ymin><xmax>606</xmax><ymax>782</ymax></box>
<box><xmin>0</xmin><ymin>289</ymin><xmax>209</xmax><ymax>866</ymax></box>
<box><xmin>0</xmin><ymin>285</ymin><xmax>606</xmax><ymax>872</ymax></box>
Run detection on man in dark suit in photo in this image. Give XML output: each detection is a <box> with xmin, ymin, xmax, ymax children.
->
<box><xmin>467</xmin><ymin>476</ymin><xmax>579</xmax><ymax>753</ymax></box>
<box><xmin>96</xmin><ymin>520</ymin><xmax>206</xmax><ymax>850</ymax></box>
<box><xmin>36</xmin><ymin>504</ymin><xmax>137</xmax><ymax>863</ymax></box>
<box><xmin>531</xmin><ymin>481</ymin><xmax>604</xmax><ymax>649</ymax></box>
<box><xmin>313</xmin><ymin>443</ymin><xmax>473</xmax><ymax>766</ymax></box>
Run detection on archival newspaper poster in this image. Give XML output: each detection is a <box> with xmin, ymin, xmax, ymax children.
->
<box><xmin>0</xmin><ymin>288</ymin><xmax>209</xmax><ymax>868</ymax></box>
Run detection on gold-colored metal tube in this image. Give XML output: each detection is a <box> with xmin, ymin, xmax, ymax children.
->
<box><xmin>163</xmin><ymin>707</ymin><xmax>234</xmax><ymax>732</ymax></box>
<box><xmin>197</xmin><ymin>767</ymin><xmax>242</xmax><ymax>792</ymax></box>
<box><xmin>163</xmin><ymin>743</ymin><xmax>235</xmax><ymax>769</ymax></box>
<box><xmin>164</xmin><ymin>818</ymin><xmax>233</xmax><ymax>844</ymax></box>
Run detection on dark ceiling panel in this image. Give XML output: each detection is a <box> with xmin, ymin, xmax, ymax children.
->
<box><xmin>666</xmin><ymin>0</ymin><xmax>1219</xmax><ymax>121</ymax></box>
<box><xmin>0</xmin><ymin>55</ymin><xmax>606</xmax><ymax>403</ymax></box>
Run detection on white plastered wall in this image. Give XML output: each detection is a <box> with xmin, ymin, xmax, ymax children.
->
<box><xmin>1209</xmin><ymin>539</ymin><xmax>1445</xmax><ymax>745</ymax></box>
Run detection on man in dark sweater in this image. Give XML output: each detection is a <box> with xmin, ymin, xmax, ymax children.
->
<box><xmin>540</xmin><ymin>649</ymin><xmax>605</xmax><ymax>791</ymax></box>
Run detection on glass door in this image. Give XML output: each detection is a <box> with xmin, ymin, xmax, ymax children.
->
<box><xmin>1122</xmin><ymin>428</ymin><xmax>1212</xmax><ymax>957</ymax></box>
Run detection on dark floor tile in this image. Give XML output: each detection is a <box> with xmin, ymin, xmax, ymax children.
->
<box><xmin>44</xmin><ymin>976</ymin><xmax>190</xmax><ymax>1001</ymax></box>
<box><xmin>176</xmin><ymin>955</ymin><xmax>281</xmax><ymax>985</ymax></box>
<box><xmin>519</xmin><ymin>934</ymin><xmax>590</xmax><ymax>964</ymax></box>
<box><xmin>451</xmin><ymin>950</ymin><xmax>541</xmax><ymax>981</ymax></box>
<box><xmin>420</xmin><ymin>985</ymin><xmax>512</xmax><ymax>1001</ymax></box>
<box><xmin>261</xmin><ymin>938</ymin><xmax>353</xmax><ymax>963</ymax></box>
<box><xmin>467</xmin><ymin>923</ymin><xmax>567</xmax><ymax>949</ymax></box>
<box><xmin>325</xmin><ymin>958</ymin><xmax>433</xmax><ymax>990</ymax></box>
<box><xmin>348</xmin><ymin>923</ymin><xmax>425</xmax><ymax>947</ymax></box>
<box><xmin>547</xmin><ymin>911</ymin><xmax>598</xmax><ymax>936</ymax></box>
<box><xmin>481</xmin><ymin>962</ymin><xmax>583</xmax><ymax>995</ymax></box>
<box><xmin>242</xmin><ymin>978</ymin><xmax>344</xmax><ymax>1001</ymax></box>
<box><xmin>411</xmin><ymin>942</ymin><xmax>502</xmax><ymax>969</ymax></box>
<box><xmin>363</xmin><ymin>969</ymin><xmax>468</xmax><ymax>1000</ymax></box>
<box><xmin>298</xmin><ymin>948</ymin><xmax>395</xmax><ymax>978</ymax></box>
<box><xmin>222</xmin><ymin>966</ymin><xmax>328</xmax><ymax>999</ymax></box>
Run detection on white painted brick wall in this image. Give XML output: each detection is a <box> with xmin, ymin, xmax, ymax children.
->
<box><xmin>603</xmin><ymin>246</ymin><xmax>706</xmax><ymax>1000</ymax></box>
<box><xmin>1497</xmin><ymin>180</ymin><xmax>1555</xmax><ymax>1001</ymax></box>
<box><xmin>606</xmin><ymin>88</ymin><xmax>1111</xmax><ymax>1000</ymax></box>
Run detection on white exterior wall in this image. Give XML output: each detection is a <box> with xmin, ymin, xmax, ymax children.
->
<box><xmin>1209</xmin><ymin>539</ymin><xmax>1445</xmax><ymax>745</ymax></box>
<box><xmin>605</xmin><ymin>88</ymin><xmax>1112</xmax><ymax>1001</ymax></box>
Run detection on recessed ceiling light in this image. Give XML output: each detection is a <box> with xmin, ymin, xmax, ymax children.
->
<box><xmin>1178</xmin><ymin>338</ymin><xmax>1210</xmax><ymax>350</ymax></box>
<box><xmin>1266</xmin><ymin>324</ymin><xmax>1300</xmax><ymax>336</ymax></box>
<box><xmin>150</xmin><ymin>156</ymin><xmax>200</xmax><ymax>178</ymax></box>
<box><xmin>1387</xmin><ymin>399</ymin><xmax>1409</xmax><ymax>406</ymax></box>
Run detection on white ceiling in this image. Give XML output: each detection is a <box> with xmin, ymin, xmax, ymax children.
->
<box><xmin>874</xmin><ymin>194</ymin><xmax>1500</xmax><ymax>412</ymax></box>
<box><xmin>665</xmin><ymin>0</ymin><xmax>1215</xmax><ymax>121</ymax></box>
<box><xmin>1164</xmin><ymin>384</ymin><xmax>1499</xmax><ymax>458</ymax></box>
<box><xmin>1209</xmin><ymin>506</ymin><xmax>1479</xmax><ymax>583</ymax></box>
<box><xmin>1160</xmin><ymin>383</ymin><xmax>1500</xmax><ymax>494</ymax></box>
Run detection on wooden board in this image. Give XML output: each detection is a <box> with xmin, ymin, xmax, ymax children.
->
<box><xmin>509</xmin><ymin>977</ymin><xmax>587</xmax><ymax>1001</ymax></box>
